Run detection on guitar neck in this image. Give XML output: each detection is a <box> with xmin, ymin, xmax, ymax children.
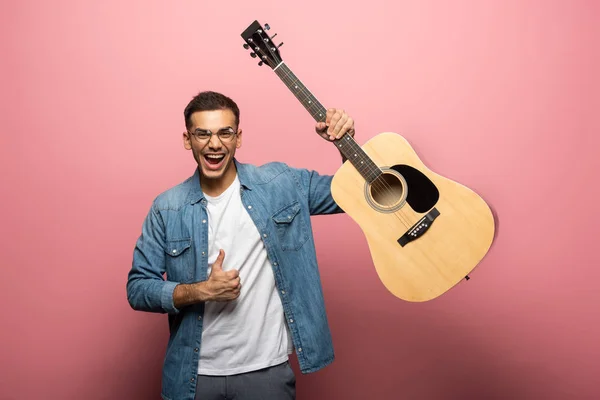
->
<box><xmin>273</xmin><ymin>62</ymin><xmax>381</xmax><ymax>183</ymax></box>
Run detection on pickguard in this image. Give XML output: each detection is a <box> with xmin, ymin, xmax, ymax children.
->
<box><xmin>391</xmin><ymin>164</ymin><xmax>439</xmax><ymax>213</ymax></box>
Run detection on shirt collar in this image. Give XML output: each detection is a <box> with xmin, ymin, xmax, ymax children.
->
<box><xmin>186</xmin><ymin>158</ymin><xmax>253</xmax><ymax>205</ymax></box>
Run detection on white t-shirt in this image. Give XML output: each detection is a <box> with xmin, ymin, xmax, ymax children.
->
<box><xmin>197</xmin><ymin>174</ymin><xmax>293</xmax><ymax>376</ymax></box>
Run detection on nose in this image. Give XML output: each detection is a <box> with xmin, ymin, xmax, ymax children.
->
<box><xmin>207</xmin><ymin>133</ymin><xmax>222</xmax><ymax>150</ymax></box>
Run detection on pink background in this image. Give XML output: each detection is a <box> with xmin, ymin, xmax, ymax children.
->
<box><xmin>2</xmin><ymin>0</ymin><xmax>599</xmax><ymax>399</ymax></box>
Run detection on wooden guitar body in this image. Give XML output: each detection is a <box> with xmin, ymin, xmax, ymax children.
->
<box><xmin>330</xmin><ymin>132</ymin><xmax>494</xmax><ymax>301</ymax></box>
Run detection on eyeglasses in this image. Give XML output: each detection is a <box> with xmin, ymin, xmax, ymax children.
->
<box><xmin>188</xmin><ymin>128</ymin><xmax>237</xmax><ymax>143</ymax></box>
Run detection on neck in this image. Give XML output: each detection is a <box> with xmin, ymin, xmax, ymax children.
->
<box><xmin>273</xmin><ymin>62</ymin><xmax>382</xmax><ymax>183</ymax></box>
<box><xmin>199</xmin><ymin>163</ymin><xmax>237</xmax><ymax>197</ymax></box>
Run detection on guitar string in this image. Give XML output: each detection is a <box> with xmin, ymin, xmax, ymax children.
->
<box><xmin>275</xmin><ymin>63</ymin><xmax>416</xmax><ymax>228</ymax></box>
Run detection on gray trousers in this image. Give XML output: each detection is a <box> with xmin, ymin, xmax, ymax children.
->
<box><xmin>194</xmin><ymin>360</ymin><xmax>296</xmax><ymax>400</ymax></box>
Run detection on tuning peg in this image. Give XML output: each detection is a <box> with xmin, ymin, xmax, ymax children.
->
<box><xmin>271</xmin><ymin>33</ymin><xmax>277</xmax><ymax>39</ymax></box>
<box><xmin>278</xmin><ymin>42</ymin><xmax>284</xmax><ymax>48</ymax></box>
<box><xmin>264</xmin><ymin>23</ymin><xmax>270</xmax><ymax>30</ymax></box>
<box><xmin>243</xmin><ymin>43</ymin><xmax>249</xmax><ymax>49</ymax></box>
<box><xmin>250</xmin><ymin>52</ymin><xmax>257</xmax><ymax>58</ymax></box>
<box><xmin>258</xmin><ymin>61</ymin><xmax>264</xmax><ymax>66</ymax></box>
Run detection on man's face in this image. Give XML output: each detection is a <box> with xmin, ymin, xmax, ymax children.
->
<box><xmin>183</xmin><ymin>109</ymin><xmax>242</xmax><ymax>182</ymax></box>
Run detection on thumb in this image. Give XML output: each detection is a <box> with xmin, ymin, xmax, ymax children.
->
<box><xmin>212</xmin><ymin>249</ymin><xmax>225</xmax><ymax>271</ymax></box>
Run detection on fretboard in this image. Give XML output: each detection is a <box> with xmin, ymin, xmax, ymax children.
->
<box><xmin>273</xmin><ymin>62</ymin><xmax>382</xmax><ymax>183</ymax></box>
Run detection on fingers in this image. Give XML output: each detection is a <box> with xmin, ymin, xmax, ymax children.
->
<box><xmin>315</xmin><ymin>122</ymin><xmax>327</xmax><ymax>132</ymax></box>
<box><xmin>326</xmin><ymin>108</ymin><xmax>344</xmax><ymax>139</ymax></box>
<box><xmin>340</xmin><ymin>117</ymin><xmax>354</xmax><ymax>139</ymax></box>
<box><xmin>212</xmin><ymin>249</ymin><xmax>225</xmax><ymax>271</ymax></box>
<box><xmin>325</xmin><ymin>108</ymin><xmax>335</xmax><ymax>125</ymax></box>
<box><xmin>227</xmin><ymin>268</ymin><xmax>239</xmax><ymax>279</ymax></box>
<box><xmin>325</xmin><ymin>108</ymin><xmax>354</xmax><ymax>140</ymax></box>
<box><xmin>227</xmin><ymin>277</ymin><xmax>242</xmax><ymax>300</ymax></box>
<box><xmin>225</xmin><ymin>275</ymin><xmax>240</xmax><ymax>288</ymax></box>
<box><xmin>231</xmin><ymin>276</ymin><xmax>241</xmax><ymax>289</ymax></box>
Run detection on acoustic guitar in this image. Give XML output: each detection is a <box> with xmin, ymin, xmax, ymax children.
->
<box><xmin>241</xmin><ymin>20</ymin><xmax>495</xmax><ymax>302</ymax></box>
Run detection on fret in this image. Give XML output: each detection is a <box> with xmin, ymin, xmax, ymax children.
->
<box><xmin>274</xmin><ymin>63</ymin><xmax>382</xmax><ymax>183</ymax></box>
<box><xmin>274</xmin><ymin>64</ymin><xmax>327</xmax><ymax>122</ymax></box>
<box><xmin>333</xmin><ymin>135</ymin><xmax>381</xmax><ymax>183</ymax></box>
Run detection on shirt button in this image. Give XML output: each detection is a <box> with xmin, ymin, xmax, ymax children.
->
<box><xmin>263</xmin><ymin>233</ymin><xmax>267</xmax><ymax>238</ymax></box>
<box><xmin>247</xmin><ymin>205</ymin><xmax>252</xmax><ymax>210</ymax></box>
<box><xmin>273</xmin><ymin>262</ymin><xmax>278</xmax><ymax>266</ymax></box>
<box><xmin>281</xmin><ymin>290</ymin><xmax>285</xmax><ymax>294</ymax></box>
<box><xmin>202</xmin><ymin>219</ymin><xmax>206</xmax><ymax>224</ymax></box>
<box><xmin>289</xmin><ymin>319</ymin><xmax>294</xmax><ymax>323</ymax></box>
<box><xmin>172</xmin><ymin>249</ymin><xmax>177</xmax><ymax>254</ymax></box>
<box><xmin>298</xmin><ymin>348</ymin><xmax>302</xmax><ymax>352</ymax></box>
<box><xmin>198</xmin><ymin>315</ymin><xmax>202</xmax><ymax>320</ymax></box>
<box><xmin>190</xmin><ymin>377</ymin><xmax>195</xmax><ymax>383</ymax></box>
<box><xmin>194</xmin><ymin>348</ymin><xmax>199</xmax><ymax>352</ymax></box>
<box><xmin>202</xmin><ymin>251</ymin><xmax>205</xmax><ymax>256</ymax></box>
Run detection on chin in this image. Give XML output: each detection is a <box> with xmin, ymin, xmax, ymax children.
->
<box><xmin>201</xmin><ymin>169</ymin><xmax>225</xmax><ymax>180</ymax></box>
<box><xmin>199</xmin><ymin>157</ymin><xmax>231</xmax><ymax>179</ymax></box>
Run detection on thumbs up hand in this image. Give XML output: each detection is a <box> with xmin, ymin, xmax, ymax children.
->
<box><xmin>204</xmin><ymin>249</ymin><xmax>241</xmax><ymax>301</ymax></box>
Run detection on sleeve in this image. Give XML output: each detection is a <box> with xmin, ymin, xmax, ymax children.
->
<box><xmin>126</xmin><ymin>203</ymin><xmax>181</xmax><ymax>315</ymax></box>
<box><xmin>291</xmin><ymin>167</ymin><xmax>345</xmax><ymax>216</ymax></box>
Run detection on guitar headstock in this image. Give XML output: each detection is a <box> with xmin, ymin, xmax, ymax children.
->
<box><xmin>241</xmin><ymin>20</ymin><xmax>284</xmax><ymax>69</ymax></box>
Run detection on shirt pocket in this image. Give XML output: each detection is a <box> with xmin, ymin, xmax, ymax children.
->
<box><xmin>164</xmin><ymin>238</ymin><xmax>194</xmax><ymax>282</ymax></box>
<box><xmin>272</xmin><ymin>201</ymin><xmax>309</xmax><ymax>251</ymax></box>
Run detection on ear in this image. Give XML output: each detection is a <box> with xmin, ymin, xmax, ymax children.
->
<box><xmin>183</xmin><ymin>131</ymin><xmax>192</xmax><ymax>150</ymax></box>
<box><xmin>235</xmin><ymin>128</ymin><xmax>243</xmax><ymax>149</ymax></box>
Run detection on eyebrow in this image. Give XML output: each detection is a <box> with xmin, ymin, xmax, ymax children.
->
<box><xmin>193</xmin><ymin>126</ymin><xmax>235</xmax><ymax>133</ymax></box>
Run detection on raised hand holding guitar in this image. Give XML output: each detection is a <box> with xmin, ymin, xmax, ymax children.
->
<box><xmin>316</xmin><ymin>108</ymin><xmax>355</xmax><ymax>141</ymax></box>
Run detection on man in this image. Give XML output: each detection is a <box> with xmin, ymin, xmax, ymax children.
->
<box><xmin>127</xmin><ymin>90</ymin><xmax>355</xmax><ymax>400</ymax></box>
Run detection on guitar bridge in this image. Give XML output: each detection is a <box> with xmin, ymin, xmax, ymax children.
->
<box><xmin>397</xmin><ymin>208</ymin><xmax>440</xmax><ymax>247</ymax></box>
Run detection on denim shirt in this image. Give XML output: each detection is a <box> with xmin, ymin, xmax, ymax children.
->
<box><xmin>126</xmin><ymin>158</ymin><xmax>343</xmax><ymax>400</ymax></box>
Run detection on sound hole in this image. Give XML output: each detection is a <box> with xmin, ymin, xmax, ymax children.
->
<box><xmin>370</xmin><ymin>172</ymin><xmax>404</xmax><ymax>207</ymax></box>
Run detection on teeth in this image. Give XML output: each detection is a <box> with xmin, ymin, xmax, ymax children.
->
<box><xmin>206</xmin><ymin>154</ymin><xmax>224</xmax><ymax>159</ymax></box>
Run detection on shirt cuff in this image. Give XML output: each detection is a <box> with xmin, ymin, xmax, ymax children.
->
<box><xmin>161</xmin><ymin>281</ymin><xmax>180</xmax><ymax>314</ymax></box>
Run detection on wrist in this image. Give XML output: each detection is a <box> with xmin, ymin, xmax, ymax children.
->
<box><xmin>173</xmin><ymin>281</ymin><xmax>212</xmax><ymax>308</ymax></box>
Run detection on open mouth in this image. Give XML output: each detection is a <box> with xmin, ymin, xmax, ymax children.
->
<box><xmin>203</xmin><ymin>153</ymin><xmax>226</xmax><ymax>170</ymax></box>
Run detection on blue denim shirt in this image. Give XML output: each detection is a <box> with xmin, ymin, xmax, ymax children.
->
<box><xmin>126</xmin><ymin>158</ymin><xmax>343</xmax><ymax>400</ymax></box>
